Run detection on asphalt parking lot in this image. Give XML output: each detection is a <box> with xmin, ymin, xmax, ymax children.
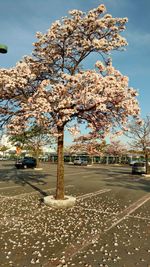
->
<box><xmin>0</xmin><ymin>161</ymin><xmax>150</xmax><ymax>267</ymax></box>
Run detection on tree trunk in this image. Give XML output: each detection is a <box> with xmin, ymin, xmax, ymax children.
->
<box><xmin>36</xmin><ymin>150</ymin><xmax>40</xmax><ymax>168</ymax></box>
<box><xmin>106</xmin><ymin>156</ymin><xmax>109</xmax><ymax>164</ymax></box>
<box><xmin>55</xmin><ymin>127</ymin><xmax>64</xmax><ymax>200</ymax></box>
<box><xmin>145</xmin><ymin>152</ymin><xmax>150</xmax><ymax>174</ymax></box>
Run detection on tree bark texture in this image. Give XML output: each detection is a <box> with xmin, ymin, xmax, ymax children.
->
<box><xmin>56</xmin><ymin>127</ymin><xmax>65</xmax><ymax>199</ymax></box>
<box><xmin>145</xmin><ymin>152</ymin><xmax>150</xmax><ymax>174</ymax></box>
<box><xmin>35</xmin><ymin>150</ymin><xmax>40</xmax><ymax>168</ymax></box>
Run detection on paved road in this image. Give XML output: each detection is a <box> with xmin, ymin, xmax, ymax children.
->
<box><xmin>0</xmin><ymin>161</ymin><xmax>150</xmax><ymax>267</ymax></box>
<box><xmin>0</xmin><ymin>161</ymin><xmax>147</xmax><ymax>196</ymax></box>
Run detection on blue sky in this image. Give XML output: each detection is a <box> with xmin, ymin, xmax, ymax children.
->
<box><xmin>0</xmin><ymin>0</ymin><xmax>150</xmax><ymax>144</ymax></box>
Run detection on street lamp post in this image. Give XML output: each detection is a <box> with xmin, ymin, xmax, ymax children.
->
<box><xmin>0</xmin><ymin>44</ymin><xmax>8</xmax><ymax>54</ymax></box>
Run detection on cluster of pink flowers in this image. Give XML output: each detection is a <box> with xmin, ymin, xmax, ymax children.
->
<box><xmin>0</xmin><ymin>4</ymin><xmax>140</xmax><ymax>140</ymax></box>
<box><xmin>105</xmin><ymin>140</ymin><xmax>128</xmax><ymax>156</ymax></box>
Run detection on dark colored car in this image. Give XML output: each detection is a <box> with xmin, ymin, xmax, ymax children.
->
<box><xmin>15</xmin><ymin>157</ymin><xmax>37</xmax><ymax>169</ymax></box>
<box><xmin>132</xmin><ymin>162</ymin><xmax>146</xmax><ymax>174</ymax></box>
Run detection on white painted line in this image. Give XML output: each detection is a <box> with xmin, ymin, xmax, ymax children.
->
<box><xmin>0</xmin><ymin>185</ymin><xmax>21</xmax><ymax>190</ymax></box>
<box><xmin>79</xmin><ymin>207</ymin><xmax>117</xmax><ymax>215</ymax></box>
<box><xmin>106</xmin><ymin>194</ymin><xmax>150</xmax><ymax>232</ymax></box>
<box><xmin>77</xmin><ymin>188</ymin><xmax>111</xmax><ymax>200</ymax></box>
<box><xmin>46</xmin><ymin>193</ymin><xmax>150</xmax><ymax>266</ymax></box>
<box><xmin>128</xmin><ymin>215</ymin><xmax>150</xmax><ymax>221</ymax></box>
<box><xmin>0</xmin><ymin>185</ymin><xmax>74</xmax><ymax>199</ymax></box>
<box><xmin>65</xmin><ymin>171</ymin><xmax>97</xmax><ymax>176</ymax></box>
<box><xmin>0</xmin><ymin>171</ymin><xmax>97</xmax><ymax>192</ymax></box>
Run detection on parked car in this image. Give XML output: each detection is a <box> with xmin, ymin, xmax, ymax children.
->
<box><xmin>141</xmin><ymin>160</ymin><xmax>150</xmax><ymax>166</ymax></box>
<box><xmin>129</xmin><ymin>160</ymin><xmax>139</xmax><ymax>166</ymax></box>
<box><xmin>15</xmin><ymin>157</ymin><xmax>37</xmax><ymax>169</ymax></box>
<box><xmin>74</xmin><ymin>157</ymin><xmax>88</xmax><ymax>166</ymax></box>
<box><xmin>0</xmin><ymin>157</ymin><xmax>7</xmax><ymax>160</ymax></box>
<box><xmin>132</xmin><ymin>162</ymin><xmax>146</xmax><ymax>174</ymax></box>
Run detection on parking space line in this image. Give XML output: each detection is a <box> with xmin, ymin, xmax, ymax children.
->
<box><xmin>45</xmin><ymin>193</ymin><xmax>150</xmax><ymax>267</ymax></box>
<box><xmin>65</xmin><ymin>171</ymin><xmax>98</xmax><ymax>176</ymax></box>
<box><xmin>0</xmin><ymin>185</ymin><xmax>21</xmax><ymax>190</ymax></box>
<box><xmin>0</xmin><ymin>171</ymin><xmax>97</xmax><ymax>192</ymax></box>
<box><xmin>79</xmin><ymin>207</ymin><xmax>117</xmax><ymax>215</ymax></box>
<box><xmin>128</xmin><ymin>215</ymin><xmax>150</xmax><ymax>221</ymax></box>
<box><xmin>105</xmin><ymin>193</ymin><xmax>150</xmax><ymax>232</ymax></box>
<box><xmin>77</xmin><ymin>188</ymin><xmax>111</xmax><ymax>200</ymax></box>
<box><xmin>0</xmin><ymin>185</ymin><xmax>74</xmax><ymax>199</ymax></box>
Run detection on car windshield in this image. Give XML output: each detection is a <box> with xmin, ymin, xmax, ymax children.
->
<box><xmin>134</xmin><ymin>162</ymin><xmax>145</xmax><ymax>167</ymax></box>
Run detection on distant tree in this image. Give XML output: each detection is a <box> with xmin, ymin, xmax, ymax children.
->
<box><xmin>0</xmin><ymin>5</ymin><xmax>140</xmax><ymax>200</ymax></box>
<box><xmin>0</xmin><ymin>145</ymin><xmax>9</xmax><ymax>158</ymax></box>
<box><xmin>105</xmin><ymin>140</ymin><xmax>128</xmax><ymax>163</ymax></box>
<box><xmin>127</xmin><ymin>116</ymin><xmax>150</xmax><ymax>173</ymax></box>
<box><xmin>9</xmin><ymin>125</ymin><xmax>55</xmax><ymax>167</ymax></box>
<box><xmin>70</xmin><ymin>135</ymin><xmax>107</xmax><ymax>163</ymax></box>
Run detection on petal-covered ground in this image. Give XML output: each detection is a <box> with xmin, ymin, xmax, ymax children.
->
<box><xmin>0</xmin><ymin>187</ymin><xmax>150</xmax><ymax>267</ymax></box>
<box><xmin>0</xmin><ymin>162</ymin><xmax>150</xmax><ymax>267</ymax></box>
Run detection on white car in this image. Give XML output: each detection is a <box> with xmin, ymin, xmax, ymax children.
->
<box><xmin>74</xmin><ymin>158</ymin><xmax>88</xmax><ymax>166</ymax></box>
<box><xmin>132</xmin><ymin>162</ymin><xmax>146</xmax><ymax>174</ymax></box>
<box><xmin>130</xmin><ymin>160</ymin><xmax>139</xmax><ymax>166</ymax></box>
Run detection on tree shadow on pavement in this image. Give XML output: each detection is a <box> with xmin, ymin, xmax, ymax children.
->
<box><xmin>102</xmin><ymin>176</ymin><xmax>150</xmax><ymax>192</ymax></box>
<box><xmin>0</xmin><ymin>167</ymin><xmax>47</xmax><ymax>182</ymax></box>
<box><xmin>0</xmin><ymin>166</ymin><xmax>50</xmax><ymax>197</ymax></box>
<box><xmin>21</xmin><ymin>178</ymin><xmax>49</xmax><ymax>196</ymax></box>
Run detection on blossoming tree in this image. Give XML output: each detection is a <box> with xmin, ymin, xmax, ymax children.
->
<box><xmin>9</xmin><ymin>125</ymin><xmax>55</xmax><ymax>167</ymax></box>
<box><xmin>70</xmin><ymin>135</ymin><xmax>107</xmax><ymax>164</ymax></box>
<box><xmin>127</xmin><ymin>116</ymin><xmax>150</xmax><ymax>173</ymax></box>
<box><xmin>105</xmin><ymin>140</ymin><xmax>128</xmax><ymax>163</ymax></box>
<box><xmin>0</xmin><ymin>5</ymin><xmax>140</xmax><ymax>200</ymax></box>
